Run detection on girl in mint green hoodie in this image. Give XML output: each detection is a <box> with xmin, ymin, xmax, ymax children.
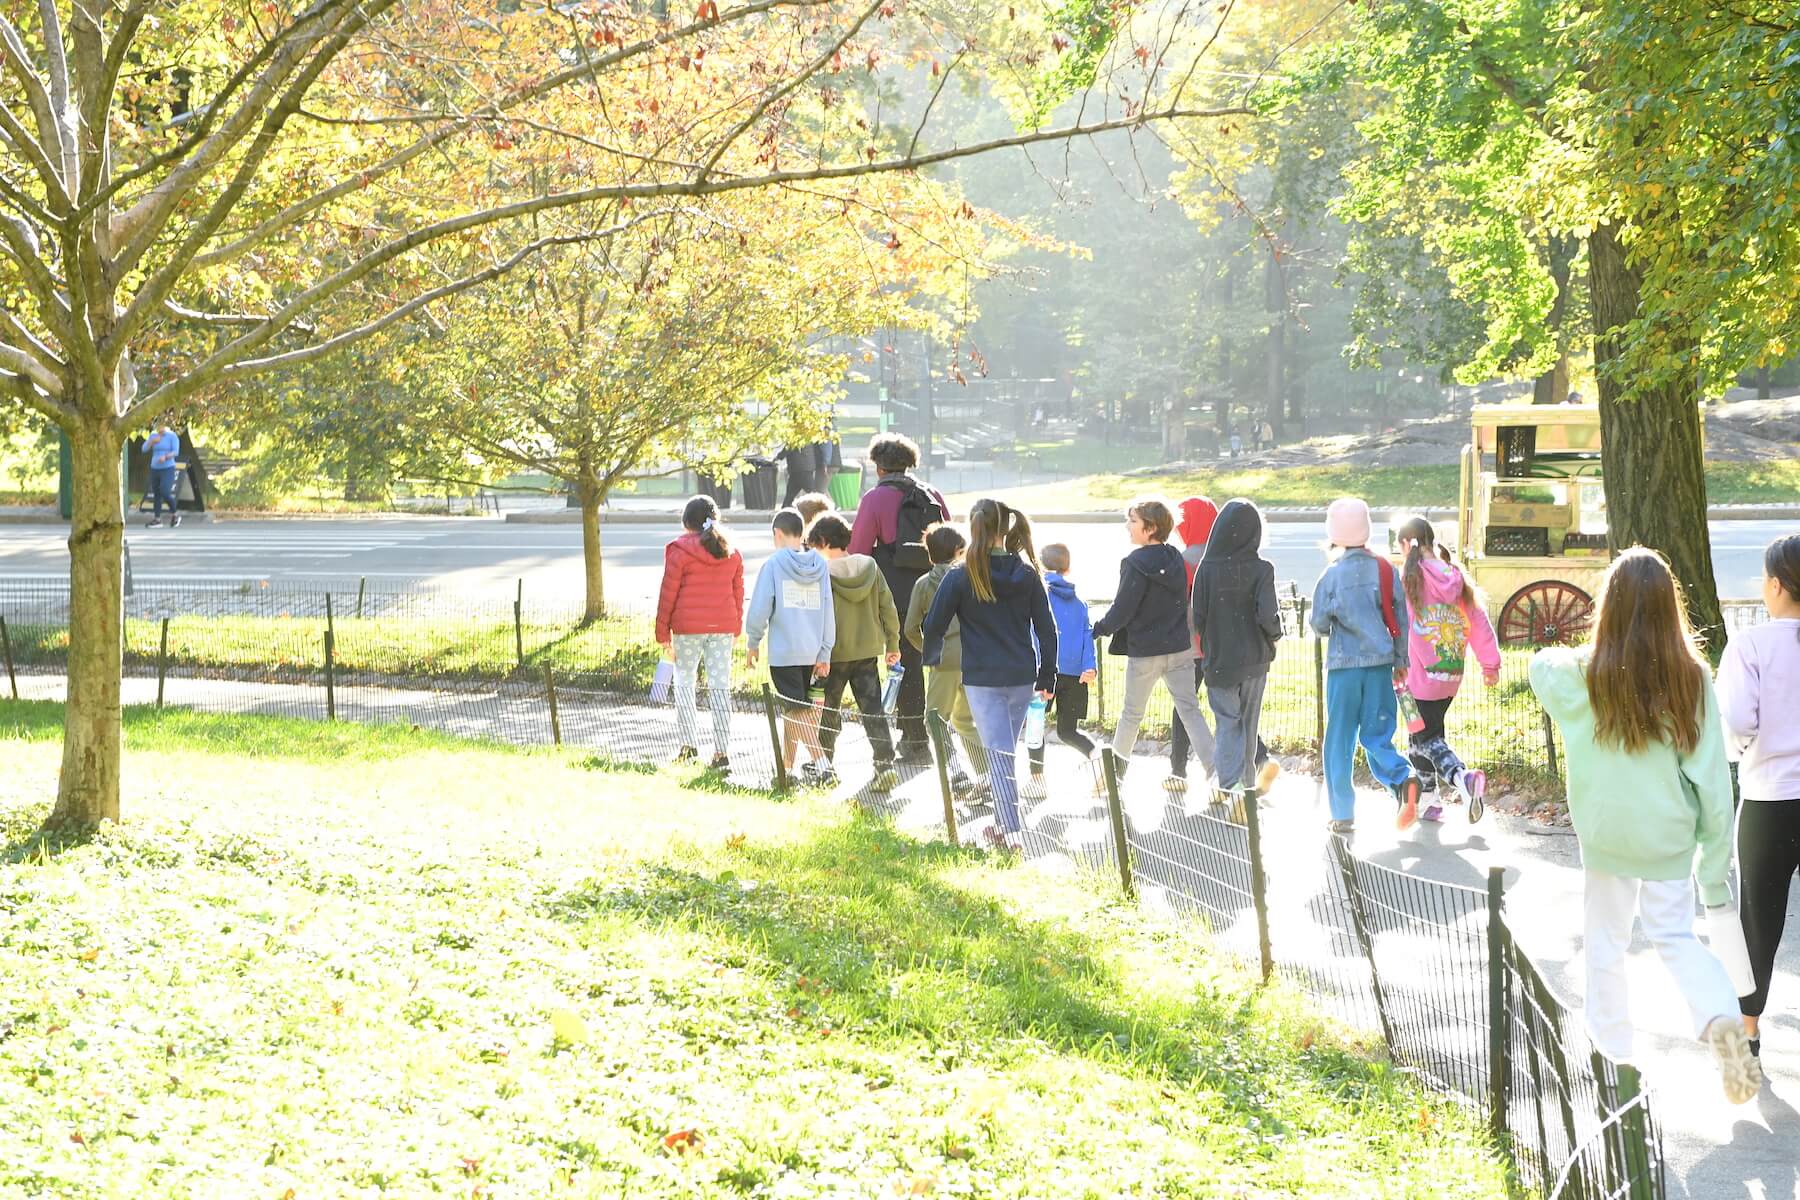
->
<box><xmin>1530</xmin><ymin>548</ymin><xmax>1759</xmax><ymax>1103</ymax></box>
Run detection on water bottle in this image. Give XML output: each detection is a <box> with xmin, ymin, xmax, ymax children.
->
<box><xmin>1023</xmin><ymin>695</ymin><xmax>1047</xmax><ymax>750</ymax></box>
<box><xmin>1395</xmin><ymin>683</ymin><xmax>1426</xmax><ymax>735</ymax></box>
<box><xmin>881</xmin><ymin>663</ymin><xmax>905</xmax><ymax>713</ymax></box>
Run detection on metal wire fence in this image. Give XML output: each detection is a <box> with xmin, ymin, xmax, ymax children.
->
<box><xmin>1</xmin><ymin>575</ymin><xmax>1709</xmax><ymax>1198</ymax></box>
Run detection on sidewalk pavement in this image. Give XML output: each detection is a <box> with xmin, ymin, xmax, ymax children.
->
<box><xmin>8</xmin><ymin>671</ymin><xmax>1795</xmax><ymax>1197</ymax></box>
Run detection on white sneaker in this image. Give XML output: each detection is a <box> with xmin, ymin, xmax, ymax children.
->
<box><xmin>1705</xmin><ymin>1016</ymin><xmax>1763</xmax><ymax>1104</ymax></box>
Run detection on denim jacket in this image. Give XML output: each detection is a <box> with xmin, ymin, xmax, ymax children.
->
<box><xmin>1310</xmin><ymin>548</ymin><xmax>1410</xmax><ymax>671</ymax></box>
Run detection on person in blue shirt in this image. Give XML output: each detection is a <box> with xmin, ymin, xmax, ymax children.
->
<box><xmin>1023</xmin><ymin>542</ymin><xmax>1098</xmax><ymax>796</ymax></box>
<box><xmin>141</xmin><ymin>422</ymin><xmax>182</xmax><ymax>528</ymax></box>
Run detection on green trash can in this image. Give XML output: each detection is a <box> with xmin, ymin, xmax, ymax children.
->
<box><xmin>827</xmin><ymin>465</ymin><xmax>863</xmax><ymax>511</ymax></box>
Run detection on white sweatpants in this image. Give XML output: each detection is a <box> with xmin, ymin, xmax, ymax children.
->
<box><xmin>1583</xmin><ymin>868</ymin><xmax>1739</xmax><ymax>1063</ymax></box>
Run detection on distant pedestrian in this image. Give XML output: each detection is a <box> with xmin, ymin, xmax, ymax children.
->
<box><xmin>655</xmin><ymin>496</ymin><xmax>745</xmax><ymax>771</ymax></box>
<box><xmin>808</xmin><ymin>512</ymin><xmax>901</xmax><ymax>793</ymax></box>
<box><xmin>1258</xmin><ymin>420</ymin><xmax>1275</xmax><ymax>451</ymax></box>
<box><xmin>1091</xmin><ymin>498</ymin><xmax>1215</xmax><ymax>789</ymax></box>
<box><xmin>779</xmin><ymin>443</ymin><xmax>820</xmax><ymax>507</ymax></box>
<box><xmin>1024</xmin><ymin>542</ymin><xmax>1098</xmax><ymax>796</ymax></box>
<box><xmin>142</xmin><ymin>421</ymin><xmax>182</xmax><ymax>528</ymax></box>
<box><xmin>1394</xmin><ymin>517</ymin><xmax>1501</xmax><ymax>823</ymax></box>
<box><xmin>1717</xmin><ymin>533</ymin><xmax>1800</xmax><ymax>1062</ymax></box>
<box><xmin>849</xmin><ymin>433</ymin><xmax>949</xmax><ymax>764</ymax></box>
<box><xmin>921</xmin><ymin>499</ymin><xmax>1058</xmax><ymax>853</ymax></box>
<box><xmin>1190</xmin><ymin>499</ymin><xmax>1281</xmax><ymax>811</ymax></box>
<box><xmin>903</xmin><ymin>523</ymin><xmax>989</xmax><ymax>796</ymax></box>
<box><xmin>1229</xmin><ymin>432</ymin><xmax>1242</xmax><ymax>459</ymax></box>
<box><xmin>1310</xmin><ymin>497</ymin><xmax>1423</xmax><ymax>834</ymax></box>
<box><xmin>1531</xmin><ymin>548</ymin><xmax>1759</xmax><ymax>1102</ymax></box>
<box><xmin>745</xmin><ymin>507</ymin><xmax>835</xmax><ymax>781</ymax></box>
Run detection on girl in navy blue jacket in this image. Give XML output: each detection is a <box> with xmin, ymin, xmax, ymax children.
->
<box><xmin>923</xmin><ymin>499</ymin><xmax>1058</xmax><ymax>851</ymax></box>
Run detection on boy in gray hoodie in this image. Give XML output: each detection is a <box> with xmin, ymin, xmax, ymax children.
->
<box><xmin>746</xmin><ymin>508</ymin><xmax>836</xmax><ymax>775</ymax></box>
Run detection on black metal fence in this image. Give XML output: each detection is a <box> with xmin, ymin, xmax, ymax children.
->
<box><xmin>2</xmin><ymin>577</ymin><xmax>1722</xmax><ymax>1197</ymax></box>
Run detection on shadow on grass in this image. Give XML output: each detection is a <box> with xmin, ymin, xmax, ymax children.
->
<box><xmin>552</xmin><ymin>815</ymin><xmax>1319</xmax><ymax>1124</ymax></box>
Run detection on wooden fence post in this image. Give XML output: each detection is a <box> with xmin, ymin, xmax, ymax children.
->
<box><xmin>356</xmin><ymin>576</ymin><xmax>367</xmax><ymax>619</ymax></box>
<box><xmin>1100</xmin><ymin>748</ymin><xmax>1134</xmax><ymax>900</ymax></box>
<box><xmin>156</xmin><ymin>618</ymin><xmax>170</xmax><ymax>708</ymax></box>
<box><xmin>544</xmin><ymin>663</ymin><xmax>562</xmax><ymax>746</ymax></box>
<box><xmin>1243</xmin><ymin>785</ymin><xmax>1274</xmax><ymax>985</ymax></box>
<box><xmin>324</xmin><ymin>592</ymin><xmax>336</xmax><ymax>722</ymax></box>
<box><xmin>927</xmin><ymin>711</ymin><xmax>959</xmax><ymax>848</ymax></box>
<box><xmin>514</xmin><ymin>578</ymin><xmax>526</xmax><ymax>671</ymax></box>
<box><xmin>0</xmin><ymin>615</ymin><xmax>17</xmax><ymax>701</ymax></box>
<box><xmin>1486</xmin><ymin>867</ymin><xmax>1513</xmax><ymax>1162</ymax></box>
<box><xmin>761</xmin><ymin>684</ymin><xmax>789</xmax><ymax>794</ymax></box>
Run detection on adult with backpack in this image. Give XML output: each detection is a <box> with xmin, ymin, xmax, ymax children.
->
<box><xmin>849</xmin><ymin>433</ymin><xmax>950</xmax><ymax>764</ymax></box>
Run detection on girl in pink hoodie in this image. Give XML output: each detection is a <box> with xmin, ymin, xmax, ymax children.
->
<box><xmin>1394</xmin><ymin>517</ymin><xmax>1501</xmax><ymax>822</ymax></box>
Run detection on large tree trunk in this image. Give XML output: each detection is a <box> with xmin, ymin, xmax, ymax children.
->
<box><xmin>1587</xmin><ymin>225</ymin><xmax>1725</xmax><ymax>652</ymax></box>
<box><xmin>1756</xmin><ymin>363</ymin><xmax>1772</xmax><ymax>400</ymax></box>
<box><xmin>578</xmin><ymin>472</ymin><xmax>605</xmax><ymax>622</ymax></box>
<box><xmin>49</xmin><ymin>416</ymin><xmax>126</xmax><ymax>830</ymax></box>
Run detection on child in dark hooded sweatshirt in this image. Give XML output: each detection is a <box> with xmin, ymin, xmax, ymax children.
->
<box><xmin>1092</xmin><ymin>498</ymin><xmax>1215</xmax><ymax>784</ymax></box>
<box><xmin>1190</xmin><ymin>499</ymin><xmax>1282</xmax><ymax>809</ymax></box>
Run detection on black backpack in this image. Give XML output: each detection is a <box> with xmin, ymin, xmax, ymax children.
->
<box><xmin>876</xmin><ymin>476</ymin><xmax>944</xmax><ymax>574</ymax></box>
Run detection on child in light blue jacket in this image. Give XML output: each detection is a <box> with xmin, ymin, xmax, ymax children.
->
<box><xmin>1025</xmin><ymin>544</ymin><xmax>1099</xmax><ymax>793</ymax></box>
<box><xmin>1309</xmin><ymin>498</ymin><xmax>1422</xmax><ymax>833</ymax></box>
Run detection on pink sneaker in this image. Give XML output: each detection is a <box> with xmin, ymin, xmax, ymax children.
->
<box><xmin>1421</xmin><ymin>802</ymin><xmax>1445</xmax><ymax>823</ymax></box>
<box><xmin>1463</xmin><ymin>770</ymin><xmax>1487</xmax><ymax>824</ymax></box>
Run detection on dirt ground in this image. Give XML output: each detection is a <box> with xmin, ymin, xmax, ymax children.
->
<box><xmin>1174</xmin><ymin>390</ymin><xmax>1800</xmax><ymax>472</ymax></box>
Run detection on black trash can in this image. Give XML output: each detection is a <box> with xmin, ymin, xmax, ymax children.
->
<box><xmin>742</xmin><ymin>457</ymin><xmax>778</xmax><ymax>510</ymax></box>
<box><xmin>697</xmin><ymin>472</ymin><xmax>733</xmax><ymax>509</ymax></box>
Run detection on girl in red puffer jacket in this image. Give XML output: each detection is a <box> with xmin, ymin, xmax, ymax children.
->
<box><xmin>655</xmin><ymin>496</ymin><xmax>745</xmax><ymax>769</ymax></box>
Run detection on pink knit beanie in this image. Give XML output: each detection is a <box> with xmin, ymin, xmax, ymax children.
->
<box><xmin>1326</xmin><ymin>497</ymin><xmax>1371</xmax><ymax>548</ymax></box>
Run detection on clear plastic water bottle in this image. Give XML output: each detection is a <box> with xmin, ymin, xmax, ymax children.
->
<box><xmin>881</xmin><ymin>663</ymin><xmax>905</xmax><ymax>713</ymax></box>
<box><xmin>1395</xmin><ymin>683</ymin><xmax>1426</xmax><ymax>735</ymax></box>
<box><xmin>1023</xmin><ymin>694</ymin><xmax>1047</xmax><ymax>749</ymax></box>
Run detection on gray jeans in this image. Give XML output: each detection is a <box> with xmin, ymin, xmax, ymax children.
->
<box><xmin>1207</xmin><ymin>671</ymin><xmax>1268</xmax><ymax>792</ymax></box>
<box><xmin>1112</xmin><ymin>650</ymin><xmax>1214</xmax><ymax>775</ymax></box>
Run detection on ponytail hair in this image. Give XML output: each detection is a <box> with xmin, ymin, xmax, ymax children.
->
<box><xmin>965</xmin><ymin>498</ymin><xmax>1039</xmax><ymax>602</ymax></box>
<box><xmin>1397</xmin><ymin>515</ymin><xmax>1477</xmax><ymax>611</ymax></box>
<box><xmin>682</xmin><ymin>495</ymin><xmax>731</xmax><ymax>559</ymax></box>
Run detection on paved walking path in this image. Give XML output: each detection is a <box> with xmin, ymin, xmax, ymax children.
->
<box><xmin>10</xmin><ymin>672</ymin><xmax>1795</xmax><ymax>1198</ymax></box>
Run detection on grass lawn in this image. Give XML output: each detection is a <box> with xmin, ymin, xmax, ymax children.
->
<box><xmin>0</xmin><ymin>702</ymin><xmax>1510</xmax><ymax>1198</ymax></box>
<box><xmin>960</xmin><ymin>459</ymin><xmax>1800</xmax><ymax>512</ymax></box>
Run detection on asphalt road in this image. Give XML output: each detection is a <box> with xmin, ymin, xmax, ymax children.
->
<box><xmin>0</xmin><ymin>515</ymin><xmax>1789</xmax><ymax>609</ymax></box>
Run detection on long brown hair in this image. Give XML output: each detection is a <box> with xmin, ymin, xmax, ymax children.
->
<box><xmin>1586</xmin><ymin>547</ymin><xmax>1707</xmax><ymax>754</ymax></box>
<box><xmin>965</xmin><ymin>498</ymin><xmax>1039</xmax><ymax>602</ymax></box>
<box><xmin>682</xmin><ymin>495</ymin><xmax>731</xmax><ymax>559</ymax></box>
<box><xmin>1767</xmin><ymin>534</ymin><xmax>1800</xmax><ymax>643</ymax></box>
<box><xmin>1396</xmin><ymin>516</ymin><xmax>1471</xmax><ymax>612</ymax></box>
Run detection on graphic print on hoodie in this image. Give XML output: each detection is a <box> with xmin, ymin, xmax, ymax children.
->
<box><xmin>745</xmin><ymin>547</ymin><xmax>836</xmax><ymax>667</ymax></box>
<box><xmin>1091</xmin><ymin>542</ymin><xmax>1193</xmax><ymax>658</ymax></box>
<box><xmin>1404</xmin><ymin>558</ymin><xmax>1500</xmax><ymax>701</ymax></box>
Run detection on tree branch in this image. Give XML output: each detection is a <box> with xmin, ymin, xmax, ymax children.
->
<box><xmin>0</xmin><ymin>341</ymin><xmax>64</xmax><ymax>399</ymax></box>
<box><xmin>190</xmin><ymin>0</ymin><xmax>841</xmax><ymax>271</ymax></box>
<box><xmin>0</xmin><ymin>15</ymin><xmax>68</xmax><ymax>205</ymax></box>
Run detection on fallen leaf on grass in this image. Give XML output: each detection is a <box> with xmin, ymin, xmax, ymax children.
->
<box><xmin>69</xmin><ymin>1130</ymin><xmax>87</xmax><ymax>1146</ymax></box>
<box><xmin>459</xmin><ymin>1156</ymin><xmax>481</xmax><ymax>1175</ymax></box>
<box><xmin>78</xmin><ymin>947</ymin><xmax>99</xmax><ymax>962</ymax></box>
<box><xmin>1416</xmin><ymin>1106</ymin><xmax>1436</xmax><ymax>1133</ymax></box>
<box><xmin>724</xmin><ymin>832</ymin><xmax>747</xmax><ymax>850</ymax></box>
<box><xmin>549</xmin><ymin>1009</ymin><xmax>591</xmax><ymax>1045</ymax></box>
<box><xmin>662</xmin><ymin>1129</ymin><xmax>703</xmax><ymax>1156</ymax></box>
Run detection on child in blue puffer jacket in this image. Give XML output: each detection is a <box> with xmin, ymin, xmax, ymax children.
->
<box><xmin>1025</xmin><ymin>543</ymin><xmax>1099</xmax><ymax>795</ymax></box>
<box><xmin>1310</xmin><ymin>497</ymin><xmax>1423</xmax><ymax>835</ymax></box>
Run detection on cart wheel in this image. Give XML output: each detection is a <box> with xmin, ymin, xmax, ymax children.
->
<box><xmin>1498</xmin><ymin>581</ymin><xmax>1594</xmax><ymax>647</ymax></box>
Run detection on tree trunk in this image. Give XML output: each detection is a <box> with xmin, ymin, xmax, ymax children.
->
<box><xmin>579</xmin><ymin>472</ymin><xmax>605</xmax><ymax>622</ymax></box>
<box><xmin>1264</xmin><ymin>251</ymin><xmax>1285</xmax><ymax>433</ymax></box>
<box><xmin>1756</xmin><ymin>364</ymin><xmax>1771</xmax><ymax>400</ymax></box>
<box><xmin>1532</xmin><ymin>236</ymin><xmax>1578</xmax><ymax>404</ymax></box>
<box><xmin>1587</xmin><ymin>225</ymin><xmax>1725</xmax><ymax>652</ymax></box>
<box><xmin>49</xmin><ymin>417</ymin><xmax>126</xmax><ymax>831</ymax></box>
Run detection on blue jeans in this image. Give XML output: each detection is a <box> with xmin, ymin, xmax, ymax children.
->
<box><xmin>965</xmin><ymin>683</ymin><xmax>1033</xmax><ymax>835</ymax></box>
<box><xmin>1323</xmin><ymin>665</ymin><xmax>1415</xmax><ymax>822</ymax></box>
<box><xmin>149</xmin><ymin>467</ymin><xmax>177</xmax><ymax>519</ymax></box>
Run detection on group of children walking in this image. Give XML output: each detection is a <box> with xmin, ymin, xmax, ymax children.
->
<box><xmin>660</xmin><ymin>471</ymin><xmax>1800</xmax><ymax>1103</ymax></box>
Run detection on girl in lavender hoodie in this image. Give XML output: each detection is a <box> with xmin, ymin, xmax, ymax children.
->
<box><xmin>1718</xmin><ymin>533</ymin><xmax>1800</xmax><ymax>1061</ymax></box>
<box><xmin>1394</xmin><ymin>517</ymin><xmax>1502</xmax><ymax>823</ymax></box>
